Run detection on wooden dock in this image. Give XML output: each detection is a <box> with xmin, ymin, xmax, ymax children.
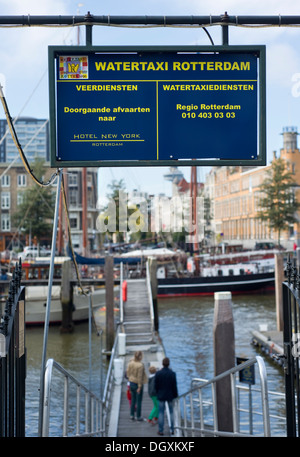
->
<box><xmin>107</xmin><ymin>278</ymin><xmax>174</xmax><ymax>437</ymax></box>
<box><xmin>251</xmin><ymin>328</ymin><xmax>284</xmax><ymax>366</ymax></box>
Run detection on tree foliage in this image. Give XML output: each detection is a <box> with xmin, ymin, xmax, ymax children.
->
<box><xmin>12</xmin><ymin>159</ymin><xmax>55</xmax><ymax>243</ymax></box>
<box><xmin>257</xmin><ymin>156</ymin><xmax>300</xmax><ymax>245</ymax></box>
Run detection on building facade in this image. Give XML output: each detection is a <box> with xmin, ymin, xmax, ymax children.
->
<box><xmin>0</xmin><ymin>117</ymin><xmax>49</xmax><ymax>162</ymax></box>
<box><xmin>0</xmin><ymin>117</ymin><xmax>99</xmax><ymax>254</ymax></box>
<box><xmin>207</xmin><ymin>127</ymin><xmax>300</xmax><ymax>250</ymax></box>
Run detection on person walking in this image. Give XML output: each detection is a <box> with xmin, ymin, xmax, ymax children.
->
<box><xmin>155</xmin><ymin>357</ymin><xmax>178</xmax><ymax>435</ymax></box>
<box><xmin>147</xmin><ymin>366</ymin><xmax>158</xmax><ymax>424</ymax></box>
<box><xmin>126</xmin><ymin>351</ymin><xmax>147</xmax><ymax>421</ymax></box>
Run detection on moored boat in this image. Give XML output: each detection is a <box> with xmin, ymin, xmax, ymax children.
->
<box><xmin>156</xmin><ymin>249</ymin><xmax>280</xmax><ymax>297</ymax></box>
<box><xmin>157</xmin><ymin>271</ymin><xmax>275</xmax><ymax>297</ymax></box>
<box><xmin>16</xmin><ymin>256</ymin><xmax>119</xmax><ymax>325</ymax></box>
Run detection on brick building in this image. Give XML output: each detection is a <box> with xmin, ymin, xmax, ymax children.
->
<box><xmin>0</xmin><ymin>117</ymin><xmax>99</xmax><ymax>254</ymax></box>
<box><xmin>208</xmin><ymin>127</ymin><xmax>300</xmax><ymax>250</ymax></box>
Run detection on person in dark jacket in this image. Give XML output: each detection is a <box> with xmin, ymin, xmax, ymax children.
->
<box><xmin>154</xmin><ymin>357</ymin><xmax>178</xmax><ymax>435</ymax></box>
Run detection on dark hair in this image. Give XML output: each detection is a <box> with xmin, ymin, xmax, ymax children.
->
<box><xmin>162</xmin><ymin>357</ymin><xmax>170</xmax><ymax>367</ymax></box>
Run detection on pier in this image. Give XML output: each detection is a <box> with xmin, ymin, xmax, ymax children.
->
<box><xmin>107</xmin><ymin>277</ymin><xmax>167</xmax><ymax>437</ymax></box>
<box><xmin>0</xmin><ymin>260</ymin><xmax>276</xmax><ymax>437</ymax></box>
<box><xmin>104</xmin><ymin>273</ymin><xmax>272</xmax><ymax>438</ymax></box>
<box><xmin>251</xmin><ymin>329</ymin><xmax>284</xmax><ymax>365</ymax></box>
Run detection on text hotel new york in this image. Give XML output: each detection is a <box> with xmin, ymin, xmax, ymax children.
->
<box><xmin>55</xmin><ymin>52</ymin><xmax>257</xmax><ymax>163</ymax></box>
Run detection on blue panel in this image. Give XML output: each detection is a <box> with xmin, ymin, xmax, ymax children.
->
<box><xmin>54</xmin><ymin>51</ymin><xmax>258</xmax><ymax>163</ymax></box>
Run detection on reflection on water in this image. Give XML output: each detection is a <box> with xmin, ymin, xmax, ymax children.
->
<box><xmin>25</xmin><ymin>322</ymin><xmax>106</xmax><ymax>437</ymax></box>
<box><xmin>157</xmin><ymin>293</ymin><xmax>286</xmax><ymax>436</ymax></box>
<box><xmin>25</xmin><ymin>293</ymin><xmax>286</xmax><ymax>436</ymax></box>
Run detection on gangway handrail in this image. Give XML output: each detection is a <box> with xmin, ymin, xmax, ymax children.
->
<box><xmin>42</xmin><ymin>358</ymin><xmax>104</xmax><ymax>437</ymax></box>
<box><xmin>174</xmin><ymin>356</ymin><xmax>271</xmax><ymax>437</ymax></box>
<box><xmin>146</xmin><ymin>261</ymin><xmax>155</xmax><ymax>335</ymax></box>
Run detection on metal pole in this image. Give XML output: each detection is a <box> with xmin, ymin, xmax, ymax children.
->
<box><xmin>38</xmin><ymin>168</ymin><xmax>62</xmax><ymax>436</ymax></box>
<box><xmin>2</xmin><ymin>14</ymin><xmax>300</xmax><ymax>27</ymax></box>
<box><xmin>89</xmin><ymin>293</ymin><xmax>92</xmax><ymax>391</ymax></box>
<box><xmin>283</xmin><ymin>281</ymin><xmax>296</xmax><ymax>436</ymax></box>
<box><xmin>221</xmin><ymin>12</ymin><xmax>229</xmax><ymax>45</ymax></box>
<box><xmin>85</xmin><ymin>11</ymin><xmax>93</xmax><ymax>46</ymax></box>
<box><xmin>249</xmin><ymin>384</ymin><xmax>253</xmax><ymax>435</ymax></box>
<box><xmin>120</xmin><ymin>262</ymin><xmax>123</xmax><ymax>324</ymax></box>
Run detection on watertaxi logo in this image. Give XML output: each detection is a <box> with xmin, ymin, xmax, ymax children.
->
<box><xmin>59</xmin><ymin>56</ymin><xmax>88</xmax><ymax>80</ymax></box>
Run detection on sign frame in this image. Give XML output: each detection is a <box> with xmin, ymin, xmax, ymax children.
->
<box><xmin>48</xmin><ymin>45</ymin><xmax>266</xmax><ymax>168</ymax></box>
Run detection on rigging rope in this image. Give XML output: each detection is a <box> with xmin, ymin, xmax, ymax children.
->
<box><xmin>0</xmin><ymin>84</ymin><xmax>58</xmax><ymax>188</ymax></box>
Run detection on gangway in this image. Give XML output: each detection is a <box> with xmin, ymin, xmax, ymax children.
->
<box><xmin>40</xmin><ymin>265</ymin><xmax>275</xmax><ymax>437</ymax></box>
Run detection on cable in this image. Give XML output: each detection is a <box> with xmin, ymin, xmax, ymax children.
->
<box><xmin>0</xmin><ymin>84</ymin><xmax>58</xmax><ymax>188</ymax></box>
<box><xmin>202</xmin><ymin>27</ymin><xmax>215</xmax><ymax>45</ymax></box>
<box><xmin>61</xmin><ymin>173</ymin><xmax>88</xmax><ymax>296</ymax></box>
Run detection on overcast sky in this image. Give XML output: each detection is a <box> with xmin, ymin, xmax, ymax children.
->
<box><xmin>0</xmin><ymin>0</ymin><xmax>300</xmax><ymax>197</ymax></box>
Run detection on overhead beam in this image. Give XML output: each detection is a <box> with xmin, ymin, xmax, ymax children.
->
<box><xmin>0</xmin><ymin>14</ymin><xmax>300</xmax><ymax>27</ymax></box>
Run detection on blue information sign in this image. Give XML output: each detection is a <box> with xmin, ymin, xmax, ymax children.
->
<box><xmin>49</xmin><ymin>46</ymin><xmax>266</xmax><ymax>167</ymax></box>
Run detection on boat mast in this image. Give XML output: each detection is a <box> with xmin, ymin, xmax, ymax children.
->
<box><xmin>190</xmin><ymin>166</ymin><xmax>200</xmax><ymax>275</ymax></box>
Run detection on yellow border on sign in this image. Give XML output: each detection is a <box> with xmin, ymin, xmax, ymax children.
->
<box><xmin>156</xmin><ymin>80</ymin><xmax>159</xmax><ymax>160</ymax></box>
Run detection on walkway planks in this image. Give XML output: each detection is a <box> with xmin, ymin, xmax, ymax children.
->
<box><xmin>108</xmin><ymin>278</ymin><xmax>173</xmax><ymax>437</ymax></box>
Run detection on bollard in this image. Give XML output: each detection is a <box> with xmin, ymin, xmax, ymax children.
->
<box><xmin>118</xmin><ymin>333</ymin><xmax>126</xmax><ymax>355</ymax></box>
<box><xmin>60</xmin><ymin>258</ymin><xmax>74</xmax><ymax>333</ymax></box>
<box><xmin>213</xmin><ymin>291</ymin><xmax>235</xmax><ymax>433</ymax></box>
<box><xmin>113</xmin><ymin>358</ymin><xmax>123</xmax><ymax>385</ymax></box>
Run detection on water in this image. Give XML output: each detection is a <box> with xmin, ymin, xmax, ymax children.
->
<box><xmin>157</xmin><ymin>293</ymin><xmax>286</xmax><ymax>436</ymax></box>
<box><xmin>24</xmin><ymin>293</ymin><xmax>286</xmax><ymax>436</ymax></box>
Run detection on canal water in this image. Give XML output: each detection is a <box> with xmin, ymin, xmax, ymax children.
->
<box><xmin>24</xmin><ymin>293</ymin><xmax>286</xmax><ymax>437</ymax></box>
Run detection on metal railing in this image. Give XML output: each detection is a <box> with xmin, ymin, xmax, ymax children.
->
<box><xmin>42</xmin><ymin>358</ymin><xmax>104</xmax><ymax>437</ymax></box>
<box><xmin>0</xmin><ymin>260</ymin><xmax>26</xmax><ymax>437</ymax></box>
<box><xmin>146</xmin><ymin>261</ymin><xmax>155</xmax><ymax>335</ymax></box>
<box><xmin>173</xmin><ymin>356</ymin><xmax>271</xmax><ymax>437</ymax></box>
<box><xmin>120</xmin><ymin>263</ymin><xmax>156</xmax><ymax>344</ymax></box>
<box><xmin>102</xmin><ymin>325</ymin><xmax>122</xmax><ymax>434</ymax></box>
<box><xmin>282</xmin><ymin>255</ymin><xmax>300</xmax><ymax>436</ymax></box>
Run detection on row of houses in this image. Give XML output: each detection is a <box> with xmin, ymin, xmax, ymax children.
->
<box><xmin>172</xmin><ymin>126</ymin><xmax>299</xmax><ymax>251</ymax></box>
<box><xmin>0</xmin><ymin>117</ymin><xmax>99</xmax><ymax>254</ymax></box>
<box><xmin>0</xmin><ymin>116</ymin><xmax>298</xmax><ymax>254</ymax></box>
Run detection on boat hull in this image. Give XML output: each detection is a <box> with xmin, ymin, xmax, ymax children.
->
<box><xmin>157</xmin><ymin>272</ymin><xmax>275</xmax><ymax>297</ymax></box>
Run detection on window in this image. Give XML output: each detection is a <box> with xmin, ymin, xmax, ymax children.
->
<box><xmin>68</xmin><ymin>173</ymin><xmax>78</xmax><ymax>186</ymax></box>
<box><xmin>69</xmin><ymin>189</ymin><xmax>79</xmax><ymax>206</ymax></box>
<box><xmin>1</xmin><ymin>175</ymin><xmax>10</xmax><ymax>187</ymax></box>
<box><xmin>18</xmin><ymin>174</ymin><xmax>26</xmax><ymax>187</ymax></box>
<box><xmin>17</xmin><ymin>192</ymin><xmax>24</xmax><ymax>206</ymax></box>
<box><xmin>70</xmin><ymin>217</ymin><xmax>78</xmax><ymax>229</ymax></box>
<box><xmin>1</xmin><ymin>214</ymin><xmax>10</xmax><ymax>231</ymax></box>
<box><xmin>1</xmin><ymin>192</ymin><xmax>10</xmax><ymax>209</ymax></box>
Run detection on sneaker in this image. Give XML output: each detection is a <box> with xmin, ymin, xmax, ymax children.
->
<box><xmin>137</xmin><ymin>417</ymin><xmax>144</xmax><ymax>421</ymax></box>
<box><xmin>157</xmin><ymin>431</ymin><xmax>164</xmax><ymax>436</ymax></box>
<box><xmin>130</xmin><ymin>416</ymin><xmax>135</xmax><ymax>421</ymax></box>
<box><xmin>147</xmin><ymin>419</ymin><xmax>154</xmax><ymax>424</ymax></box>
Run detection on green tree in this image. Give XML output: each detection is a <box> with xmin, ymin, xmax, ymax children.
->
<box><xmin>257</xmin><ymin>156</ymin><xmax>300</xmax><ymax>245</ymax></box>
<box><xmin>12</xmin><ymin>158</ymin><xmax>55</xmax><ymax>244</ymax></box>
